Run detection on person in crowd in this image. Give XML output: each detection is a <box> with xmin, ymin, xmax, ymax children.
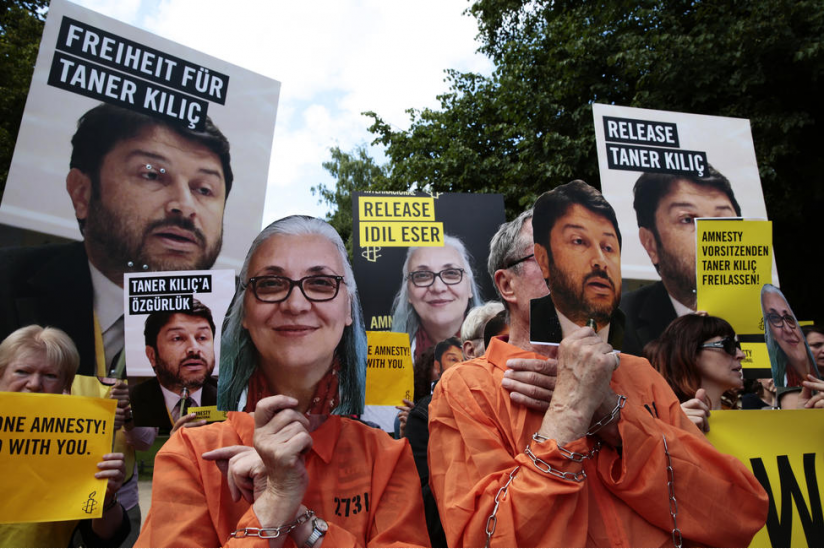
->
<box><xmin>0</xmin><ymin>325</ymin><xmax>129</xmax><ymax>547</ymax></box>
<box><xmin>530</xmin><ymin>180</ymin><xmax>624</xmax><ymax>346</ymax></box>
<box><xmin>802</xmin><ymin>324</ymin><xmax>824</xmax><ymax>370</ymax></box>
<box><xmin>410</xmin><ymin>347</ymin><xmax>436</xmax><ymax>406</ymax></box>
<box><xmin>621</xmin><ymin>167</ymin><xmax>741</xmax><ymax>355</ymax></box>
<box><xmin>129</xmin><ymin>299</ymin><xmax>217</xmax><ymax>431</ymax></box>
<box><xmin>646</xmin><ymin>314</ymin><xmax>746</xmax><ymax>432</ymax></box>
<box><xmin>397</xmin><ymin>338</ymin><xmax>462</xmax><ymax>438</ymax></box>
<box><xmin>486</xmin><ymin>209</ymin><xmax>555</xmax><ymax>410</ymax></box>
<box><xmin>460</xmin><ymin>301</ymin><xmax>504</xmax><ymax>359</ymax></box>
<box><xmin>427</xmin><ymin>182</ymin><xmax>768</xmax><ymax>547</ymax></box>
<box><xmin>741</xmin><ymin>378</ymin><xmax>778</xmax><ymax>410</ymax></box>
<box><xmin>135</xmin><ymin>216</ymin><xmax>427</xmax><ymax>547</ymax></box>
<box><xmin>391</xmin><ymin>235</ymin><xmax>482</xmax><ymax>359</ymax></box>
<box><xmin>761</xmin><ymin>284</ymin><xmax>819</xmax><ymax>388</ymax></box>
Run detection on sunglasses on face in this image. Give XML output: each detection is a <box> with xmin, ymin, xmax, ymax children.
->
<box><xmin>700</xmin><ymin>336</ymin><xmax>742</xmax><ymax>357</ymax></box>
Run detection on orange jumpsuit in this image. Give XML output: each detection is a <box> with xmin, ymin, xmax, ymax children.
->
<box><xmin>136</xmin><ymin>413</ymin><xmax>428</xmax><ymax>547</ymax></box>
<box><xmin>428</xmin><ymin>337</ymin><xmax>768</xmax><ymax>547</ymax></box>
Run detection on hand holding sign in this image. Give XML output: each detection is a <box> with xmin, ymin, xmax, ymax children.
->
<box><xmin>251</xmin><ymin>395</ymin><xmax>312</xmax><ymax>529</ymax></box>
<box><xmin>539</xmin><ymin>327</ymin><xmax>618</xmax><ymax>446</ymax></box>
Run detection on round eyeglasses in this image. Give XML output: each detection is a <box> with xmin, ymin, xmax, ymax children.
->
<box><xmin>699</xmin><ymin>336</ymin><xmax>742</xmax><ymax>357</ymax></box>
<box><xmin>407</xmin><ymin>268</ymin><xmax>464</xmax><ymax>288</ymax></box>
<box><xmin>766</xmin><ymin>313</ymin><xmax>797</xmax><ymax>329</ymax></box>
<box><xmin>245</xmin><ymin>275</ymin><xmax>344</xmax><ymax>303</ymax></box>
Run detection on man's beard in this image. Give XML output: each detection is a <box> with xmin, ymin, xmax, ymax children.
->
<box><xmin>84</xmin><ymin>192</ymin><xmax>222</xmax><ymax>274</ymax></box>
<box><xmin>654</xmin><ymin>233</ymin><xmax>696</xmax><ymax>309</ymax></box>
<box><xmin>547</xmin><ymin>250</ymin><xmax>620</xmax><ymax>326</ymax></box>
<box><xmin>153</xmin><ymin>353</ymin><xmax>213</xmax><ymax>392</ymax></box>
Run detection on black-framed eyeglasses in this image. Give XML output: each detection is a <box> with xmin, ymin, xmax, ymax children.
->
<box><xmin>700</xmin><ymin>336</ymin><xmax>741</xmax><ymax>357</ymax></box>
<box><xmin>766</xmin><ymin>313</ymin><xmax>797</xmax><ymax>329</ymax></box>
<box><xmin>245</xmin><ymin>275</ymin><xmax>344</xmax><ymax>303</ymax></box>
<box><xmin>407</xmin><ymin>268</ymin><xmax>464</xmax><ymax>288</ymax></box>
<box><xmin>505</xmin><ymin>253</ymin><xmax>534</xmax><ymax>269</ymax></box>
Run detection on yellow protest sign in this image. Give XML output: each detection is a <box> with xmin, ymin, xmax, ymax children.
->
<box><xmin>356</xmin><ymin>196</ymin><xmax>444</xmax><ymax>247</ymax></box>
<box><xmin>364</xmin><ymin>331</ymin><xmax>414</xmax><ymax>406</ymax></box>
<box><xmin>0</xmin><ymin>392</ymin><xmax>116</xmax><ymax>523</ymax></box>
<box><xmin>696</xmin><ymin>219</ymin><xmax>773</xmax><ymax>370</ymax></box>
<box><xmin>707</xmin><ymin>410</ymin><xmax>824</xmax><ymax>547</ymax></box>
<box><xmin>188</xmin><ymin>406</ymin><xmax>228</xmax><ymax>423</ymax></box>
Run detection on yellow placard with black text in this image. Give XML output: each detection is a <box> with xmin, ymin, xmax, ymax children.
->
<box><xmin>357</xmin><ymin>196</ymin><xmax>444</xmax><ymax>247</ymax></box>
<box><xmin>364</xmin><ymin>331</ymin><xmax>414</xmax><ymax>406</ymax></box>
<box><xmin>707</xmin><ymin>410</ymin><xmax>824</xmax><ymax>547</ymax></box>
<box><xmin>0</xmin><ymin>392</ymin><xmax>116</xmax><ymax>523</ymax></box>
<box><xmin>696</xmin><ymin>219</ymin><xmax>772</xmax><ymax>370</ymax></box>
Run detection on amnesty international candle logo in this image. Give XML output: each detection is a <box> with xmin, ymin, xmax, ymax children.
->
<box><xmin>81</xmin><ymin>490</ymin><xmax>98</xmax><ymax>514</ymax></box>
<box><xmin>361</xmin><ymin>246</ymin><xmax>383</xmax><ymax>263</ymax></box>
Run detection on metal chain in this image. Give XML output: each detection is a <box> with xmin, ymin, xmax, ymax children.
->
<box><xmin>229</xmin><ymin>510</ymin><xmax>314</xmax><ymax>540</ymax></box>
<box><xmin>524</xmin><ymin>445</ymin><xmax>587</xmax><ymax>482</ymax></box>
<box><xmin>556</xmin><ymin>439</ymin><xmax>602</xmax><ymax>462</ymax></box>
<box><xmin>485</xmin><ymin>466</ymin><xmax>520</xmax><ymax>548</ymax></box>
<box><xmin>662</xmin><ymin>435</ymin><xmax>683</xmax><ymax>548</ymax></box>
<box><xmin>586</xmin><ymin>394</ymin><xmax>627</xmax><ymax>436</ymax></box>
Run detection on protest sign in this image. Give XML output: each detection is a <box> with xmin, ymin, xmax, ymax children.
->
<box><xmin>352</xmin><ymin>191</ymin><xmax>504</xmax><ymax>336</ymax></box>
<box><xmin>352</xmin><ymin>191</ymin><xmax>504</xmax><ymax>429</ymax></box>
<box><xmin>363</xmin><ymin>332</ymin><xmax>415</xmax><ymax>429</ymax></box>
<box><xmin>593</xmin><ymin>103</ymin><xmax>772</xmax><ymax>282</ymax></box>
<box><xmin>696</xmin><ymin>218</ymin><xmax>773</xmax><ymax>373</ymax></box>
<box><xmin>527</xmin><ymin>181</ymin><xmax>623</xmax><ymax>348</ymax></box>
<box><xmin>592</xmin><ymin>104</ymin><xmax>779</xmax><ymax>356</ymax></box>
<box><xmin>124</xmin><ymin>269</ymin><xmax>234</xmax><ymax>427</ymax></box>
<box><xmin>0</xmin><ymin>0</ymin><xmax>280</xmax><ymax>387</ymax></box>
<box><xmin>760</xmin><ymin>285</ymin><xmax>821</xmax><ymax>388</ymax></box>
<box><xmin>0</xmin><ymin>0</ymin><xmax>280</xmax><ymax>272</ymax></box>
<box><xmin>0</xmin><ymin>392</ymin><xmax>116</xmax><ymax>523</ymax></box>
<box><xmin>707</xmin><ymin>410</ymin><xmax>824</xmax><ymax>548</ymax></box>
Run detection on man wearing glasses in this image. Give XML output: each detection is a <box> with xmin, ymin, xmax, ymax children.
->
<box><xmin>130</xmin><ymin>299</ymin><xmax>217</xmax><ymax>430</ymax></box>
<box><xmin>427</xmin><ymin>183</ymin><xmax>768</xmax><ymax>547</ymax></box>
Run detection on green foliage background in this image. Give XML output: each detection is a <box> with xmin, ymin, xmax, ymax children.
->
<box><xmin>0</xmin><ymin>0</ymin><xmax>47</xmax><ymax>196</ymax></box>
<box><xmin>316</xmin><ymin>0</ymin><xmax>824</xmax><ymax>320</ymax></box>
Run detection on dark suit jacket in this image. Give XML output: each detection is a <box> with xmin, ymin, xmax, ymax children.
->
<box><xmin>619</xmin><ymin>280</ymin><xmax>677</xmax><ymax>356</ymax></box>
<box><xmin>129</xmin><ymin>376</ymin><xmax>218</xmax><ymax>429</ymax></box>
<box><xmin>0</xmin><ymin>242</ymin><xmax>99</xmax><ymax>377</ymax></box>
<box><xmin>529</xmin><ymin>293</ymin><xmax>625</xmax><ymax>349</ymax></box>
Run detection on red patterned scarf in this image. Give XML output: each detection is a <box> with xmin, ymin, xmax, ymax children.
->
<box><xmin>243</xmin><ymin>359</ymin><xmax>340</xmax><ymax>415</ymax></box>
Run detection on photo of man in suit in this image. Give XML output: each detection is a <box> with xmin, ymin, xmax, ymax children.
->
<box><xmin>130</xmin><ymin>299</ymin><xmax>217</xmax><ymax>429</ymax></box>
<box><xmin>0</xmin><ymin>103</ymin><xmax>233</xmax><ymax>380</ymax></box>
<box><xmin>621</xmin><ymin>167</ymin><xmax>740</xmax><ymax>355</ymax></box>
<box><xmin>529</xmin><ymin>180</ymin><xmax>624</xmax><ymax>347</ymax></box>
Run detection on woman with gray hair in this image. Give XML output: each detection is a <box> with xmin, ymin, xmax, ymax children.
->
<box><xmin>136</xmin><ymin>216</ymin><xmax>427</xmax><ymax>547</ymax></box>
<box><xmin>761</xmin><ymin>284</ymin><xmax>819</xmax><ymax>388</ymax></box>
<box><xmin>391</xmin><ymin>235</ymin><xmax>482</xmax><ymax>359</ymax></box>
